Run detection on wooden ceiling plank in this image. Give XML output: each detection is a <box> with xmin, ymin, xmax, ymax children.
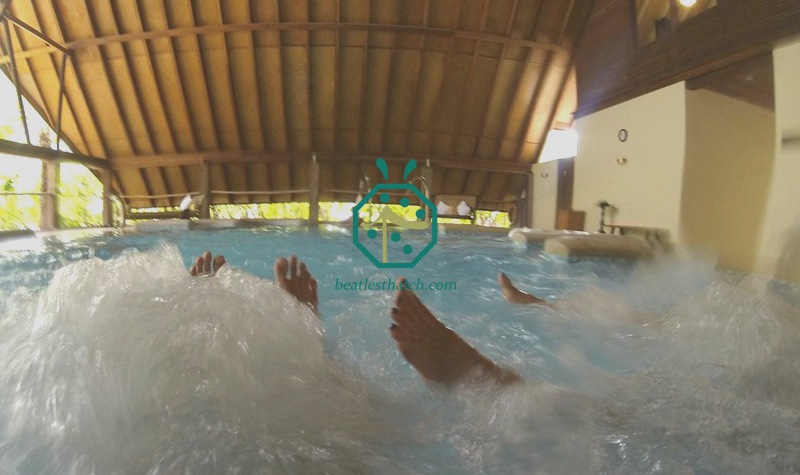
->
<box><xmin>426</xmin><ymin>30</ymin><xmax>460</xmax><ymax>192</ymax></box>
<box><xmin>402</xmin><ymin>0</ymin><xmax>430</xmax><ymax>155</ymax></box>
<box><xmin>38</xmin><ymin>1</ymin><xmax>113</xmax><ymax>162</ymax></box>
<box><xmin>512</xmin><ymin>51</ymin><xmax>553</xmax><ymax>161</ymax></box>
<box><xmin>129</xmin><ymin>0</ymin><xmax>191</xmax><ymax>200</ymax></box>
<box><xmin>2</xmin><ymin>19</ymin><xmax>32</xmax><ymax>144</ymax></box>
<box><xmin>106</xmin><ymin>0</ymin><xmax>180</xmax><ymax>204</ymax></box>
<box><xmin>449</xmin><ymin>7</ymin><xmax>486</xmax><ymax>156</ymax></box>
<box><xmin>110</xmin><ymin>150</ymin><xmax>530</xmax><ymax>174</ymax></box>
<box><xmin>213</xmin><ymin>0</ymin><xmax>243</xmax><ymax>151</ymax></box>
<box><xmin>79</xmin><ymin>0</ymin><xmax>158</xmax><ymax>207</ymax></box>
<box><xmin>427</xmin><ymin>3</ymin><xmax>463</xmax><ymax>154</ymax></box>
<box><xmin>379</xmin><ymin>38</ymin><xmax>398</xmax><ymax>154</ymax></box>
<box><xmin>182</xmin><ymin>1</ymin><xmax>221</xmax><ymax>152</ymax></box>
<box><xmin>492</xmin><ymin>0</ymin><xmax>547</xmax><ymax>161</ymax></box>
<box><xmin>355</xmin><ymin>0</ymin><xmax>371</xmax><ymax>154</ymax></box>
<box><xmin>37</xmin><ymin>20</ymin><xmax>566</xmax><ymax>51</ymax></box>
<box><xmin>330</xmin><ymin>0</ymin><xmax>341</xmax><ymax>196</ymax></box>
<box><xmin>240</xmin><ymin>0</ymin><xmax>265</xmax><ymax>204</ymax></box>
<box><xmin>526</xmin><ymin>0</ymin><xmax>579</xmax><ymax>165</ymax></box>
<box><xmin>185</xmin><ymin>0</ymin><xmax>231</xmax><ymax>202</ymax></box>
<box><xmin>378</xmin><ymin>0</ymin><xmax>406</xmax><ymax>155</ymax></box>
<box><xmin>277</xmin><ymin>0</ymin><xmax>294</xmax><ymax>202</ymax></box>
<box><xmin>213</xmin><ymin>0</ymin><xmax>250</xmax><ymax>204</ymax></box>
<box><xmin>451</xmin><ymin>0</ymin><xmax>490</xmax><ymax>197</ymax></box>
<box><xmin>494</xmin><ymin>0</ymin><xmax>549</xmax><ymax>202</ymax></box>
<box><xmin>305</xmin><ymin>0</ymin><xmax>314</xmax><ymax>157</ymax></box>
<box><xmin>3</xmin><ymin>12</ymin><xmax>69</xmax><ymax>55</ymax></box>
<box><xmin>470</xmin><ymin>0</ymin><xmax>519</xmax><ymax>159</ymax></box>
<box><xmin>0</xmin><ymin>21</ymin><xmax>571</xmax><ymax>66</ymax></box>
<box><xmin>105</xmin><ymin>2</ymin><xmax>155</xmax><ymax>155</ymax></box>
<box><xmin>6</xmin><ymin>19</ymin><xmax>53</xmax><ymax>128</ymax></box>
<box><xmin>19</xmin><ymin>1</ymin><xmax>92</xmax><ymax>155</ymax></box>
<box><xmin>149</xmin><ymin>7</ymin><xmax>201</xmax><ymax>157</ymax></box>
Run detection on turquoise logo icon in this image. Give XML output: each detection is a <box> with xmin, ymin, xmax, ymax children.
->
<box><xmin>352</xmin><ymin>158</ymin><xmax>437</xmax><ymax>268</ymax></box>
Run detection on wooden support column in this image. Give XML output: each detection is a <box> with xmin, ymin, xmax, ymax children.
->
<box><xmin>40</xmin><ymin>160</ymin><xmax>58</xmax><ymax>230</ymax></box>
<box><xmin>421</xmin><ymin>160</ymin><xmax>434</xmax><ymax>221</ymax></box>
<box><xmin>2</xmin><ymin>18</ymin><xmax>31</xmax><ymax>145</ymax></box>
<box><xmin>308</xmin><ymin>153</ymin><xmax>320</xmax><ymax>225</ymax></box>
<box><xmin>102</xmin><ymin>168</ymin><xmax>113</xmax><ymax>227</ymax></box>
<box><xmin>199</xmin><ymin>161</ymin><xmax>210</xmax><ymax>219</ymax></box>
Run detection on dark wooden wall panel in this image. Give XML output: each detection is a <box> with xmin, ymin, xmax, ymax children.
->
<box><xmin>576</xmin><ymin>0</ymin><xmax>800</xmax><ymax>117</ymax></box>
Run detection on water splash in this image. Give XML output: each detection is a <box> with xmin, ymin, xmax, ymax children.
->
<box><xmin>1</xmin><ymin>236</ymin><xmax>800</xmax><ymax>473</ymax></box>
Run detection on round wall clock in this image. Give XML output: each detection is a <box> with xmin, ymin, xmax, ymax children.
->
<box><xmin>618</xmin><ymin>128</ymin><xmax>628</xmax><ymax>142</ymax></box>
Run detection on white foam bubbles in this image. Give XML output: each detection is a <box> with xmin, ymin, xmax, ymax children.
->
<box><xmin>0</xmin><ymin>244</ymin><xmax>398</xmax><ymax>473</ymax></box>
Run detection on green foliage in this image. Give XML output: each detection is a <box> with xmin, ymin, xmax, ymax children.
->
<box><xmin>475</xmin><ymin>210</ymin><xmax>511</xmax><ymax>228</ymax></box>
<box><xmin>0</xmin><ymin>172</ymin><xmax>40</xmax><ymax>231</ymax></box>
<box><xmin>58</xmin><ymin>165</ymin><xmax>103</xmax><ymax>228</ymax></box>
<box><xmin>0</xmin><ymin>192</ymin><xmax>40</xmax><ymax>230</ymax></box>
<box><xmin>211</xmin><ymin>202</ymin><xmax>310</xmax><ymax>220</ymax></box>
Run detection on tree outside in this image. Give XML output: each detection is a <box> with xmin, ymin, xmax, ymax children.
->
<box><xmin>1</xmin><ymin>74</ymin><xmax>103</xmax><ymax>230</ymax></box>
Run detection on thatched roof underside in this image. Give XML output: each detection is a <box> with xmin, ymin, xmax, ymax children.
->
<box><xmin>0</xmin><ymin>0</ymin><xmax>595</xmax><ymax>209</ymax></box>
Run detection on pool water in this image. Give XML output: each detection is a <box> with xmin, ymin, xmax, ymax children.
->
<box><xmin>1</xmin><ymin>227</ymin><xmax>799</xmax><ymax>474</ymax></box>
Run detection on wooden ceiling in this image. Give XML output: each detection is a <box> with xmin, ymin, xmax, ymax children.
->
<box><xmin>0</xmin><ymin>0</ymin><xmax>596</xmax><ymax>209</ymax></box>
<box><xmin>687</xmin><ymin>53</ymin><xmax>774</xmax><ymax>111</ymax></box>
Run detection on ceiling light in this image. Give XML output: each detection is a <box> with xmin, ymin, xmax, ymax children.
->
<box><xmin>679</xmin><ymin>0</ymin><xmax>697</xmax><ymax>6</ymax></box>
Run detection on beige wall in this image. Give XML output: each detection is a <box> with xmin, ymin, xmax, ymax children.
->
<box><xmin>757</xmin><ymin>40</ymin><xmax>800</xmax><ymax>281</ymax></box>
<box><xmin>681</xmin><ymin>89</ymin><xmax>775</xmax><ymax>272</ymax></box>
<box><xmin>574</xmin><ymin>83</ymin><xmax>687</xmax><ymax>239</ymax></box>
<box><xmin>531</xmin><ymin>161</ymin><xmax>559</xmax><ymax>229</ymax></box>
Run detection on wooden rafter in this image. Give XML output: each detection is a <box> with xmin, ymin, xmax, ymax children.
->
<box><xmin>213</xmin><ymin>0</ymin><xmax>249</xmax><ymax>204</ymax></box>
<box><xmin>241</xmin><ymin>0</ymin><xmax>262</xmax><ymax>204</ymax></box>
<box><xmin>0</xmin><ymin>138</ymin><xmax>108</xmax><ymax>169</ymax></box>
<box><xmin>13</xmin><ymin>1</ymin><xmax>89</xmax><ymax>154</ymax></box>
<box><xmin>129</xmin><ymin>0</ymin><xmax>192</xmax><ymax>200</ymax></box>
<box><xmin>278</xmin><ymin>0</ymin><xmax>294</xmax><ymax>203</ymax></box>
<box><xmin>424</xmin><ymin>1</ymin><xmax>461</xmax><ymax>156</ymax></box>
<box><xmin>77</xmin><ymin>0</ymin><xmax>158</xmax><ymax>207</ymax></box>
<box><xmin>2</xmin><ymin>0</ymin><xmax>600</xmax><ymax>211</ymax></box>
<box><xmin>0</xmin><ymin>19</ymin><xmax>566</xmax><ymax>63</ymax></box>
<box><xmin>105</xmin><ymin>0</ymin><xmax>179</xmax><ymax>205</ymax></box>
<box><xmin>450</xmin><ymin>0</ymin><xmax>490</xmax><ymax>158</ymax></box>
<box><xmin>186</xmin><ymin>0</ymin><xmax>230</xmax><ymax>205</ymax></box>
<box><xmin>7</xmin><ymin>18</ymin><xmax>51</xmax><ymax>127</ymax></box>
<box><xmin>355</xmin><ymin>0</ymin><xmax>371</xmax><ymax>154</ymax></box>
<box><xmin>36</xmin><ymin>0</ymin><xmax>133</xmax><ymax>201</ymax></box>
<box><xmin>402</xmin><ymin>0</ymin><xmax>431</xmax><ymax>155</ymax></box>
<box><xmin>110</xmin><ymin>150</ymin><xmax>530</xmax><ymax>174</ymax></box>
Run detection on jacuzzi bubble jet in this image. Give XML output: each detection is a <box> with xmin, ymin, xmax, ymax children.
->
<box><xmin>0</xmin><ymin>234</ymin><xmax>799</xmax><ymax>473</ymax></box>
<box><xmin>0</xmin><ymin>244</ymin><xmax>404</xmax><ymax>473</ymax></box>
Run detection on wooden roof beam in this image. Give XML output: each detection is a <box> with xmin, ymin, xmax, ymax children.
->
<box><xmin>109</xmin><ymin>151</ymin><xmax>530</xmax><ymax>174</ymax></box>
<box><xmin>0</xmin><ymin>138</ymin><xmax>109</xmax><ymax>169</ymax></box>
<box><xmin>0</xmin><ymin>21</ymin><xmax>566</xmax><ymax>65</ymax></box>
<box><xmin>4</xmin><ymin>12</ymin><xmax>70</xmax><ymax>56</ymax></box>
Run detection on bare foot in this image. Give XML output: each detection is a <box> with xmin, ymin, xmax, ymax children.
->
<box><xmin>498</xmin><ymin>272</ymin><xmax>549</xmax><ymax>305</ymax></box>
<box><xmin>389</xmin><ymin>279</ymin><xmax>521</xmax><ymax>387</ymax></box>
<box><xmin>274</xmin><ymin>255</ymin><xmax>319</xmax><ymax>313</ymax></box>
<box><xmin>189</xmin><ymin>251</ymin><xmax>226</xmax><ymax>276</ymax></box>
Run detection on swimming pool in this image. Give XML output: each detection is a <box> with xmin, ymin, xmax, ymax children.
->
<box><xmin>1</xmin><ymin>227</ymin><xmax>799</xmax><ymax>473</ymax></box>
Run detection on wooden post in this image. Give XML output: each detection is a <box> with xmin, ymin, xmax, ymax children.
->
<box><xmin>199</xmin><ymin>161</ymin><xmax>210</xmax><ymax>219</ymax></box>
<box><xmin>308</xmin><ymin>153</ymin><xmax>320</xmax><ymax>224</ymax></box>
<box><xmin>40</xmin><ymin>160</ymin><xmax>58</xmax><ymax>230</ymax></box>
<box><xmin>421</xmin><ymin>160</ymin><xmax>434</xmax><ymax>221</ymax></box>
<box><xmin>2</xmin><ymin>18</ymin><xmax>31</xmax><ymax>145</ymax></box>
<box><xmin>102</xmin><ymin>168</ymin><xmax>113</xmax><ymax>227</ymax></box>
